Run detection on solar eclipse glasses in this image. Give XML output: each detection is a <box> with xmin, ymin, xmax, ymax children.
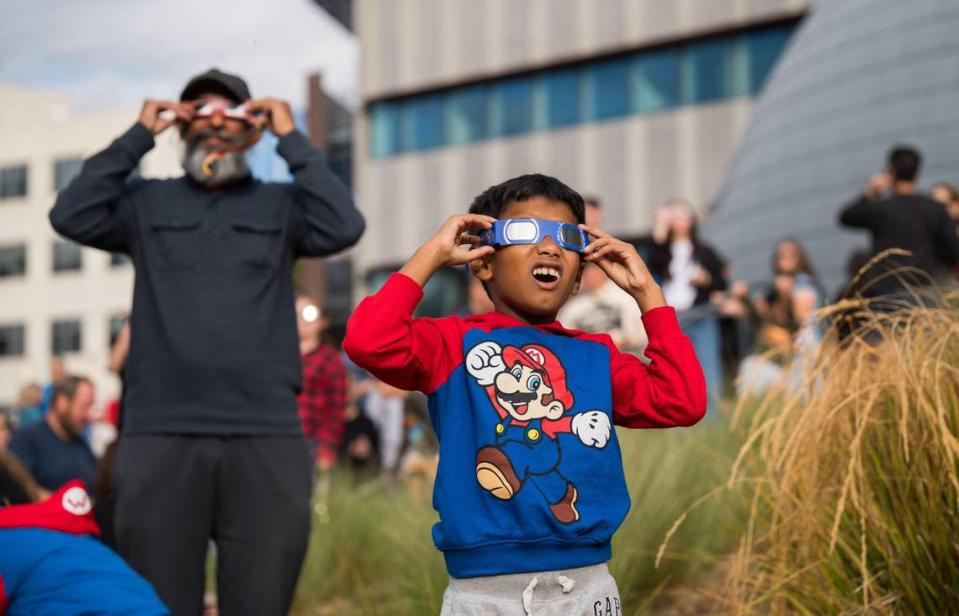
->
<box><xmin>479</xmin><ymin>218</ymin><xmax>590</xmax><ymax>253</ymax></box>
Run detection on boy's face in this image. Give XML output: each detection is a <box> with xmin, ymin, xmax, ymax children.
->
<box><xmin>473</xmin><ymin>197</ymin><xmax>584</xmax><ymax>323</ymax></box>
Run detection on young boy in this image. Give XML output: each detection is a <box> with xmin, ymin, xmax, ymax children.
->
<box><xmin>344</xmin><ymin>174</ymin><xmax>705</xmax><ymax>614</ymax></box>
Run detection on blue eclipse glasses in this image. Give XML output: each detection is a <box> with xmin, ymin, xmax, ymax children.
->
<box><xmin>479</xmin><ymin>218</ymin><xmax>591</xmax><ymax>253</ymax></box>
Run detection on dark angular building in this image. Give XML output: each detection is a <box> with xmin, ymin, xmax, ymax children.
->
<box><xmin>705</xmin><ymin>0</ymin><xmax>959</xmax><ymax>294</ymax></box>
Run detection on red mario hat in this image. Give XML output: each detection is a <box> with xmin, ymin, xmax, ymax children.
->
<box><xmin>502</xmin><ymin>344</ymin><xmax>574</xmax><ymax>409</ymax></box>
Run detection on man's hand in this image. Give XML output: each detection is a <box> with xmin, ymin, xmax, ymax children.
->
<box><xmin>245</xmin><ymin>98</ymin><xmax>295</xmax><ymax>137</ymax></box>
<box><xmin>866</xmin><ymin>171</ymin><xmax>893</xmax><ymax>199</ymax></box>
<box><xmin>581</xmin><ymin>224</ymin><xmax>666</xmax><ymax>312</ymax></box>
<box><xmin>571</xmin><ymin>410</ymin><xmax>611</xmax><ymax>448</ymax></box>
<box><xmin>138</xmin><ymin>100</ymin><xmax>193</xmax><ymax>135</ymax></box>
<box><xmin>399</xmin><ymin>214</ymin><xmax>496</xmax><ymax>287</ymax></box>
<box><xmin>466</xmin><ymin>341</ymin><xmax>505</xmax><ymax>386</ymax></box>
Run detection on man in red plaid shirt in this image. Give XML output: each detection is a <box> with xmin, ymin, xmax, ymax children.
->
<box><xmin>296</xmin><ymin>297</ymin><xmax>346</xmax><ymax>470</ymax></box>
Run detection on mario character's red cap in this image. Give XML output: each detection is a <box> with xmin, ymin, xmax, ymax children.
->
<box><xmin>0</xmin><ymin>480</ymin><xmax>100</xmax><ymax>537</ymax></box>
<box><xmin>502</xmin><ymin>344</ymin><xmax>574</xmax><ymax>409</ymax></box>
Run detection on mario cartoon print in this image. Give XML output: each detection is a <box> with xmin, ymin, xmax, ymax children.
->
<box><xmin>466</xmin><ymin>341</ymin><xmax>611</xmax><ymax>524</ymax></box>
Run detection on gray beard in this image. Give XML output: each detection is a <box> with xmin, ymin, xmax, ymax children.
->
<box><xmin>182</xmin><ymin>144</ymin><xmax>251</xmax><ymax>188</ymax></box>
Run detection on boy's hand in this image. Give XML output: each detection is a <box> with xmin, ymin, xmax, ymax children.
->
<box><xmin>581</xmin><ymin>225</ymin><xmax>666</xmax><ymax>312</ymax></box>
<box><xmin>400</xmin><ymin>214</ymin><xmax>496</xmax><ymax>288</ymax></box>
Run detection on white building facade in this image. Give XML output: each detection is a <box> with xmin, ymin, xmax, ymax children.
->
<box><xmin>0</xmin><ymin>85</ymin><xmax>181</xmax><ymax>410</ymax></box>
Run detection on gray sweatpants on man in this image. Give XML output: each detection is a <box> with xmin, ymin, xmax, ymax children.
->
<box><xmin>441</xmin><ymin>563</ymin><xmax>621</xmax><ymax>616</ymax></box>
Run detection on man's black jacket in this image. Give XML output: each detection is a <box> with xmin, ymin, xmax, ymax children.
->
<box><xmin>839</xmin><ymin>192</ymin><xmax>959</xmax><ymax>295</ymax></box>
<box><xmin>50</xmin><ymin>123</ymin><xmax>365</xmax><ymax>435</ymax></box>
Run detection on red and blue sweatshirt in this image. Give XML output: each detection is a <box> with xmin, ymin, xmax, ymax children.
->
<box><xmin>343</xmin><ymin>273</ymin><xmax>706</xmax><ymax>577</ymax></box>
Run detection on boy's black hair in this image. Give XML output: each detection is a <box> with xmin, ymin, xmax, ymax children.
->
<box><xmin>468</xmin><ymin>174</ymin><xmax>585</xmax><ymax>224</ymax></box>
<box><xmin>888</xmin><ymin>145</ymin><xmax>921</xmax><ymax>182</ymax></box>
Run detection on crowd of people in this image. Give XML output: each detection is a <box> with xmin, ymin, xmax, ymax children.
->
<box><xmin>1</xmin><ymin>65</ymin><xmax>958</xmax><ymax>616</ymax></box>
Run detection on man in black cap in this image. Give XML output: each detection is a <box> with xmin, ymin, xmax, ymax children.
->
<box><xmin>49</xmin><ymin>68</ymin><xmax>365</xmax><ymax>615</ymax></box>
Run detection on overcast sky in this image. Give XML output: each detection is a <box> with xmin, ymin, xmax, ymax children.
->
<box><xmin>0</xmin><ymin>0</ymin><xmax>358</xmax><ymax>113</ymax></box>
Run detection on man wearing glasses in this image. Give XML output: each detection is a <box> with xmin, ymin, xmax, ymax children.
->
<box><xmin>49</xmin><ymin>68</ymin><xmax>365</xmax><ymax>615</ymax></box>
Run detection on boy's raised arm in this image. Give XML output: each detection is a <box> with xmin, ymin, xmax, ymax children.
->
<box><xmin>608</xmin><ymin>307</ymin><xmax>707</xmax><ymax>428</ymax></box>
<box><xmin>343</xmin><ymin>214</ymin><xmax>495</xmax><ymax>394</ymax></box>
<box><xmin>578</xmin><ymin>224</ymin><xmax>706</xmax><ymax>428</ymax></box>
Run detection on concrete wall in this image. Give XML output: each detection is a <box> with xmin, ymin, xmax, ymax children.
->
<box><xmin>358</xmin><ymin>0</ymin><xmax>809</xmax><ymax>99</ymax></box>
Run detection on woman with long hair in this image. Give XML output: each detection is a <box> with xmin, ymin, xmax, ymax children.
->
<box><xmin>649</xmin><ymin>199</ymin><xmax>728</xmax><ymax>414</ymax></box>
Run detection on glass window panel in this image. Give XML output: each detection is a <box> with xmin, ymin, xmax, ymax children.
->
<box><xmin>539</xmin><ymin>68</ymin><xmax>581</xmax><ymax>129</ymax></box>
<box><xmin>110</xmin><ymin>252</ymin><xmax>131</xmax><ymax>267</ymax></box>
<box><xmin>585</xmin><ymin>59</ymin><xmax>629</xmax><ymax>121</ymax></box>
<box><xmin>632</xmin><ymin>49</ymin><xmax>680</xmax><ymax>113</ymax></box>
<box><xmin>0</xmin><ymin>165</ymin><xmax>28</xmax><ymax>199</ymax></box>
<box><xmin>403</xmin><ymin>95</ymin><xmax>444</xmax><ymax>151</ymax></box>
<box><xmin>52</xmin><ymin>240</ymin><xmax>82</xmax><ymax>273</ymax></box>
<box><xmin>489</xmin><ymin>78</ymin><xmax>533</xmax><ymax>138</ymax></box>
<box><xmin>108</xmin><ymin>315</ymin><xmax>127</xmax><ymax>348</ymax></box>
<box><xmin>54</xmin><ymin>157</ymin><xmax>84</xmax><ymax>192</ymax></box>
<box><xmin>51</xmin><ymin>319</ymin><xmax>82</xmax><ymax>355</ymax></box>
<box><xmin>0</xmin><ymin>324</ymin><xmax>25</xmax><ymax>357</ymax></box>
<box><xmin>0</xmin><ymin>245</ymin><xmax>26</xmax><ymax>278</ymax></box>
<box><xmin>746</xmin><ymin>26</ymin><xmax>794</xmax><ymax>93</ymax></box>
<box><xmin>369</xmin><ymin>102</ymin><xmax>402</xmax><ymax>158</ymax></box>
<box><xmin>681</xmin><ymin>38</ymin><xmax>733</xmax><ymax>104</ymax></box>
<box><xmin>446</xmin><ymin>86</ymin><xmax>488</xmax><ymax>145</ymax></box>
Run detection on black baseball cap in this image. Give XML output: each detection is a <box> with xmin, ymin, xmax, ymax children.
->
<box><xmin>180</xmin><ymin>68</ymin><xmax>251</xmax><ymax>103</ymax></box>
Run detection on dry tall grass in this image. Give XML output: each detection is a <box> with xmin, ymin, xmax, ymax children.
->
<box><xmin>720</xmin><ymin>286</ymin><xmax>959</xmax><ymax>614</ymax></box>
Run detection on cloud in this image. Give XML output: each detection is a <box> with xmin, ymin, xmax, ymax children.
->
<box><xmin>0</xmin><ymin>0</ymin><xmax>358</xmax><ymax>112</ymax></box>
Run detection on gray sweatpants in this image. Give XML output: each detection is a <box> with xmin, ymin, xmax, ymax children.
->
<box><xmin>440</xmin><ymin>563</ymin><xmax>622</xmax><ymax>616</ymax></box>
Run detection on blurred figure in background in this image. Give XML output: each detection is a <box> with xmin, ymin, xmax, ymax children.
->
<box><xmin>839</xmin><ymin>146</ymin><xmax>959</xmax><ymax>296</ymax></box>
<box><xmin>339</xmin><ymin>356</ymin><xmax>382</xmax><ymax>479</ymax></box>
<box><xmin>13</xmin><ymin>383</ymin><xmax>44</xmax><ymax>428</ymax></box>
<box><xmin>296</xmin><ymin>297</ymin><xmax>346</xmax><ymax>471</ymax></box>
<box><xmin>8</xmin><ymin>376</ymin><xmax>97</xmax><ymax>492</ymax></box>
<box><xmin>560</xmin><ymin>197</ymin><xmax>647</xmax><ymax>354</ymax></box>
<box><xmin>364</xmin><ymin>381</ymin><xmax>407</xmax><ymax>474</ymax></box>
<box><xmin>734</xmin><ymin>239</ymin><xmax>823</xmax><ymax>396</ymax></box>
<box><xmin>932</xmin><ymin>182</ymin><xmax>959</xmax><ymax>245</ymax></box>
<box><xmin>648</xmin><ymin>200</ymin><xmax>728</xmax><ymax>412</ymax></box>
<box><xmin>0</xmin><ymin>411</ymin><xmax>12</xmax><ymax>452</ymax></box>
<box><xmin>771</xmin><ymin>238</ymin><xmax>824</xmax><ymax>343</ymax></box>
<box><xmin>38</xmin><ymin>358</ymin><xmax>66</xmax><ymax>416</ymax></box>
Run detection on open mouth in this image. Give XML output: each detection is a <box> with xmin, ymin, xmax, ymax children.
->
<box><xmin>531</xmin><ymin>264</ymin><xmax>562</xmax><ymax>288</ymax></box>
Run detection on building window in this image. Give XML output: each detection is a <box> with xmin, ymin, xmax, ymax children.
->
<box><xmin>632</xmin><ymin>49</ymin><xmax>680</xmax><ymax>113</ymax></box>
<box><xmin>585</xmin><ymin>59</ymin><xmax>630</xmax><ymax>121</ymax></box>
<box><xmin>537</xmin><ymin>68</ymin><xmax>582</xmax><ymax>129</ymax></box>
<box><xmin>446</xmin><ymin>86</ymin><xmax>488</xmax><ymax>145</ymax></box>
<box><xmin>681</xmin><ymin>37</ymin><xmax>735</xmax><ymax>105</ymax></box>
<box><xmin>0</xmin><ymin>245</ymin><xmax>26</xmax><ymax>279</ymax></box>
<box><xmin>0</xmin><ymin>324</ymin><xmax>25</xmax><ymax>357</ymax></box>
<box><xmin>54</xmin><ymin>157</ymin><xmax>84</xmax><ymax>192</ymax></box>
<box><xmin>745</xmin><ymin>26</ymin><xmax>793</xmax><ymax>93</ymax></box>
<box><xmin>404</xmin><ymin>94</ymin><xmax>444</xmax><ymax>151</ymax></box>
<box><xmin>370</xmin><ymin>102</ymin><xmax>402</xmax><ymax>158</ymax></box>
<box><xmin>51</xmin><ymin>319</ymin><xmax>82</xmax><ymax>355</ymax></box>
<box><xmin>366</xmin><ymin>21</ymin><xmax>797</xmax><ymax>158</ymax></box>
<box><xmin>108</xmin><ymin>315</ymin><xmax>127</xmax><ymax>348</ymax></box>
<box><xmin>110</xmin><ymin>252</ymin><xmax>132</xmax><ymax>267</ymax></box>
<box><xmin>0</xmin><ymin>165</ymin><xmax>28</xmax><ymax>200</ymax></box>
<box><xmin>489</xmin><ymin>78</ymin><xmax>533</xmax><ymax>138</ymax></box>
<box><xmin>52</xmin><ymin>240</ymin><xmax>83</xmax><ymax>273</ymax></box>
